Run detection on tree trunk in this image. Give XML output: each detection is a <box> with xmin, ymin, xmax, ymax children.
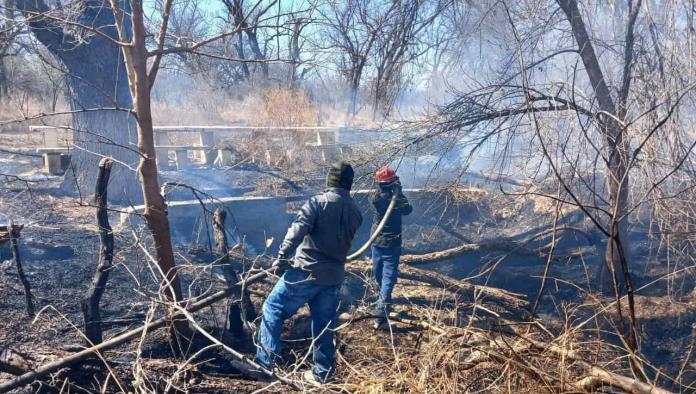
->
<box><xmin>60</xmin><ymin>45</ymin><xmax>140</xmax><ymax>203</ymax></box>
<box><xmin>245</xmin><ymin>29</ymin><xmax>268</xmax><ymax>79</ymax></box>
<box><xmin>556</xmin><ymin>0</ymin><xmax>643</xmax><ymax>380</ymax></box>
<box><xmin>556</xmin><ymin>0</ymin><xmax>631</xmax><ymax>294</ymax></box>
<box><xmin>235</xmin><ymin>31</ymin><xmax>251</xmax><ymax>79</ymax></box>
<box><xmin>372</xmin><ymin>72</ymin><xmax>382</xmax><ymax>121</ymax></box>
<box><xmin>81</xmin><ymin>158</ymin><xmax>114</xmax><ymax>345</ymax></box>
<box><xmin>348</xmin><ymin>73</ymin><xmax>361</xmax><ymax>117</ymax></box>
<box><xmin>16</xmin><ymin>0</ymin><xmax>140</xmax><ymax>203</ymax></box>
<box><xmin>287</xmin><ymin>19</ymin><xmax>302</xmax><ymax>89</ymax></box>
<box><xmin>123</xmin><ymin>0</ymin><xmax>191</xmax><ymax>348</ymax></box>
<box><xmin>133</xmin><ymin>75</ymin><xmax>191</xmax><ymax>347</ymax></box>
<box><xmin>0</xmin><ymin>57</ymin><xmax>7</xmax><ymax>97</ymax></box>
<box><xmin>0</xmin><ymin>0</ymin><xmax>13</xmax><ymax>98</ymax></box>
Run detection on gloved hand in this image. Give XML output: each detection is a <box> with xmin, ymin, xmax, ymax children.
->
<box><xmin>272</xmin><ymin>254</ymin><xmax>291</xmax><ymax>274</ymax></box>
<box><xmin>392</xmin><ymin>179</ymin><xmax>403</xmax><ymax>195</ymax></box>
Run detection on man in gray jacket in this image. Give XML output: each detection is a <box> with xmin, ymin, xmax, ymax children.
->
<box><xmin>254</xmin><ymin>161</ymin><xmax>363</xmax><ymax>385</ymax></box>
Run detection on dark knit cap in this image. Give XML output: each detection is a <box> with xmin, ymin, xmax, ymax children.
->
<box><xmin>326</xmin><ymin>161</ymin><xmax>354</xmax><ymax>190</ymax></box>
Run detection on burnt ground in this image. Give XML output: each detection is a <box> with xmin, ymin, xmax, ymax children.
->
<box><xmin>1</xmin><ymin>143</ymin><xmax>696</xmax><ymax>393</ymax></box>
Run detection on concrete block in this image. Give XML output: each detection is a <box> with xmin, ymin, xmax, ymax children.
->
<box><xmin>155</xmin><ymin>131</ymin><xmax>170</xmax><ymax>146</ymax></box>
<box><xmin>215</xmin><ymin>149</ymin><xmax>235</xmax><ymax>166</ymax></box>
<box><xmin>199</xmin><ymin>131</ymin><xmax>216</xmax><ymax>164</ymax></box>
<box><xmin>156</xmin><ymin>148</ymin><xmax>171</xmax><ymax>170</ymax></box>
<box><xmin>316</xmin><ymin>130</ymin><xmax>337</xmax><ymax>145</ymax></box>
<box><xmin>60</xmin><ymin>154</ymin><xmax>71</xmax><ymax>171</ymax></box>
<box><xmin>175</xmin><ymin>149</ymin><xmax>190</xmax><ymax>169</ymax></box>
<box><xmin>155</xmin><ymin>131</ymin><xmax>172</xmax><ymax>170</ymax></box>
<box><xmin>120</xmin><ymin>196</ymin><xmax>289</xmax><ymax>254</ymax></box>
<box><xmin>44</xmin><ymin>152</ymin><xmax>64</xmax><ymax>175</ymax></box>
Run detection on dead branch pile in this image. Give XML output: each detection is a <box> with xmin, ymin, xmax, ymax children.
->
<box><xmin>335</xmin><ymin>305</ymin><xmax>675</xmax><ymax>394</ymax></box>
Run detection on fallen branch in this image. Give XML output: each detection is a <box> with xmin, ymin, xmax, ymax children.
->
<box><xmin>574</xmin><ymin>366</ymin><xmax>672</xmax><ymax>394</ymax></box>
<box><xmin>349</xmin><ymin>261</ymin><xmax>528</xmax><ymax>313</ymax></box>
<box><xmin>519</xmin><ymin>333</ymin><xmax>673</xmax><ymax>394</ymax></box>
<box><xmin>173</xmin><ymin>301</ymin><xmax>305</xmax><ymax>390</ymax></box>
<box><xmin>400</xmin><ymin>226</ymin><xmax>594</xmax><ymax>265</ymax></box>
<box><xmin>391</xmin><ymin>312</ymin><xmax>674</xmax><ymax>394</ymax></box>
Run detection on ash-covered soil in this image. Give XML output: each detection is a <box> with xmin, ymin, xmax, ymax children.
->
<box><xmin>1</xmin><ymin>149</ymin><xmax>695</xmax><ymax>392</ymax></box>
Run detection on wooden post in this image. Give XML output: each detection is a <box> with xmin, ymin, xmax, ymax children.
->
<box><xmin>212</xmin><ymin>208</ymin><xmax>256</xmax><ymax>335</ymax></box>
<box><xmin>81</xmin><ymin>158</ymin><xmax>114</xmax><ymax>345</ymax></box>
<box><xmin>316</xmin><ymin>130</ymin><xmax>336</xmax><ymax>145</ymax></box>
<box><xmin>9</xmin><ymin>220</ymin><xmax>34</xmax><ymax>317</ymax></box>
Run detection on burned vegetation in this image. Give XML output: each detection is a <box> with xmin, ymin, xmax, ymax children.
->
<box><xmin>1</xmin><ymin>0</ymin><xmax>696</xmax><ymax>393</ymax></box>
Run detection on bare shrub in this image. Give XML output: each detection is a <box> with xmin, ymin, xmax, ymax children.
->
<box><xmin>257</xmin><ymin>88</ymin><xmax>319</xmax><ymax>127</ymax></box>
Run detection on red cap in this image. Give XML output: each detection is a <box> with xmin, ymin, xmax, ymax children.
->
<box><xmin>375</xmin><ymin>166</ymin><xmax>398</xmax><ymax>183</ymax></box>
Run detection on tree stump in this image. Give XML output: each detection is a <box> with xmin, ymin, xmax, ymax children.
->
<box><xmin>212</xmin><ymin>208</ymin><xmax>256</xmax><ymax>335</ymax></box>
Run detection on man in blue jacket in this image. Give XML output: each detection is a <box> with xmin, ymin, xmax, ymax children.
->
<box><xmin>371</xmin><ymin>166</ymin><xmax>412</xmax><ymax>329</ymax></box>
<box><xmin>254</xmin><ymin>161</ymin><xmax>363</xmax><ymax>385</ymax></box>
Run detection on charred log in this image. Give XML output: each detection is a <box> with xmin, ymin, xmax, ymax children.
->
<box><xmin>81</xmin><ymin>158</ymin><xmax>114</xmax><ymax>345</ymax></box>
<box><xmin>349</xmin><ymin>261</ymin><xmax>528</xmax><ymax>314</ymax></box>
<box><xmin>8</xmin><ymin>220</ymin><xmax>34</xmax><ymax>317</ymax></box>
<box><xmin>212</xmin><ymin>208</ymin><xmax>256</xmax><ymax>335</ymax></box>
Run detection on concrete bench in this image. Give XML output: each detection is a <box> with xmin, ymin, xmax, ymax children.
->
<box><xmin>36</xmin><ymin>148</ymin><xmax>71</xmax><ymax>175</ymax></box>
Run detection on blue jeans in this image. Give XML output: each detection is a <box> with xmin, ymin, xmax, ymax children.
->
<box><xmin>254</xmin><ymin>268</ymin><xmax>340</xmax><ymax>382</ymax></box>
<box><xmin>371</xmin><ymin>245</ymin><xmax>401</xmax><ymax>317</ymax></box>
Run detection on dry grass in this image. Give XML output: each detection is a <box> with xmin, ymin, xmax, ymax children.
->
<box><xmin>256</xmin><ymin>88</ymin><xmax>320</xmax><ymax>127</ymax></box>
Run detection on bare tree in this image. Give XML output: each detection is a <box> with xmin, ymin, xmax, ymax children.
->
<box><xmin>370</xmin><ymin>0</ymin><xmax>446</xmax><ymax>119</ymax></box>
<box><xmin>401</xmin><ymin>0</ymin><xmax>695</xmax><ymax>380</ymax></box>
<box><xmin>0</xmin><ymin>0</ymin><xmax>20</xmax><ymax>97</ymax></box>
<box><xmin>221</xmin><ymin>0</ymin><xmax>276</xmax><ymax>81</ymax></box>
<box><xmin>322</xmin><ymin>0</ymin><xmax>393</xmax><ymax>117</ymax></box>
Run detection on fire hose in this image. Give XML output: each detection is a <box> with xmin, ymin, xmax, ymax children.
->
<box><xmin>346</xmin><ymin>192</ymin><xmax>397</xmax><ymax>261</ymax></box>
